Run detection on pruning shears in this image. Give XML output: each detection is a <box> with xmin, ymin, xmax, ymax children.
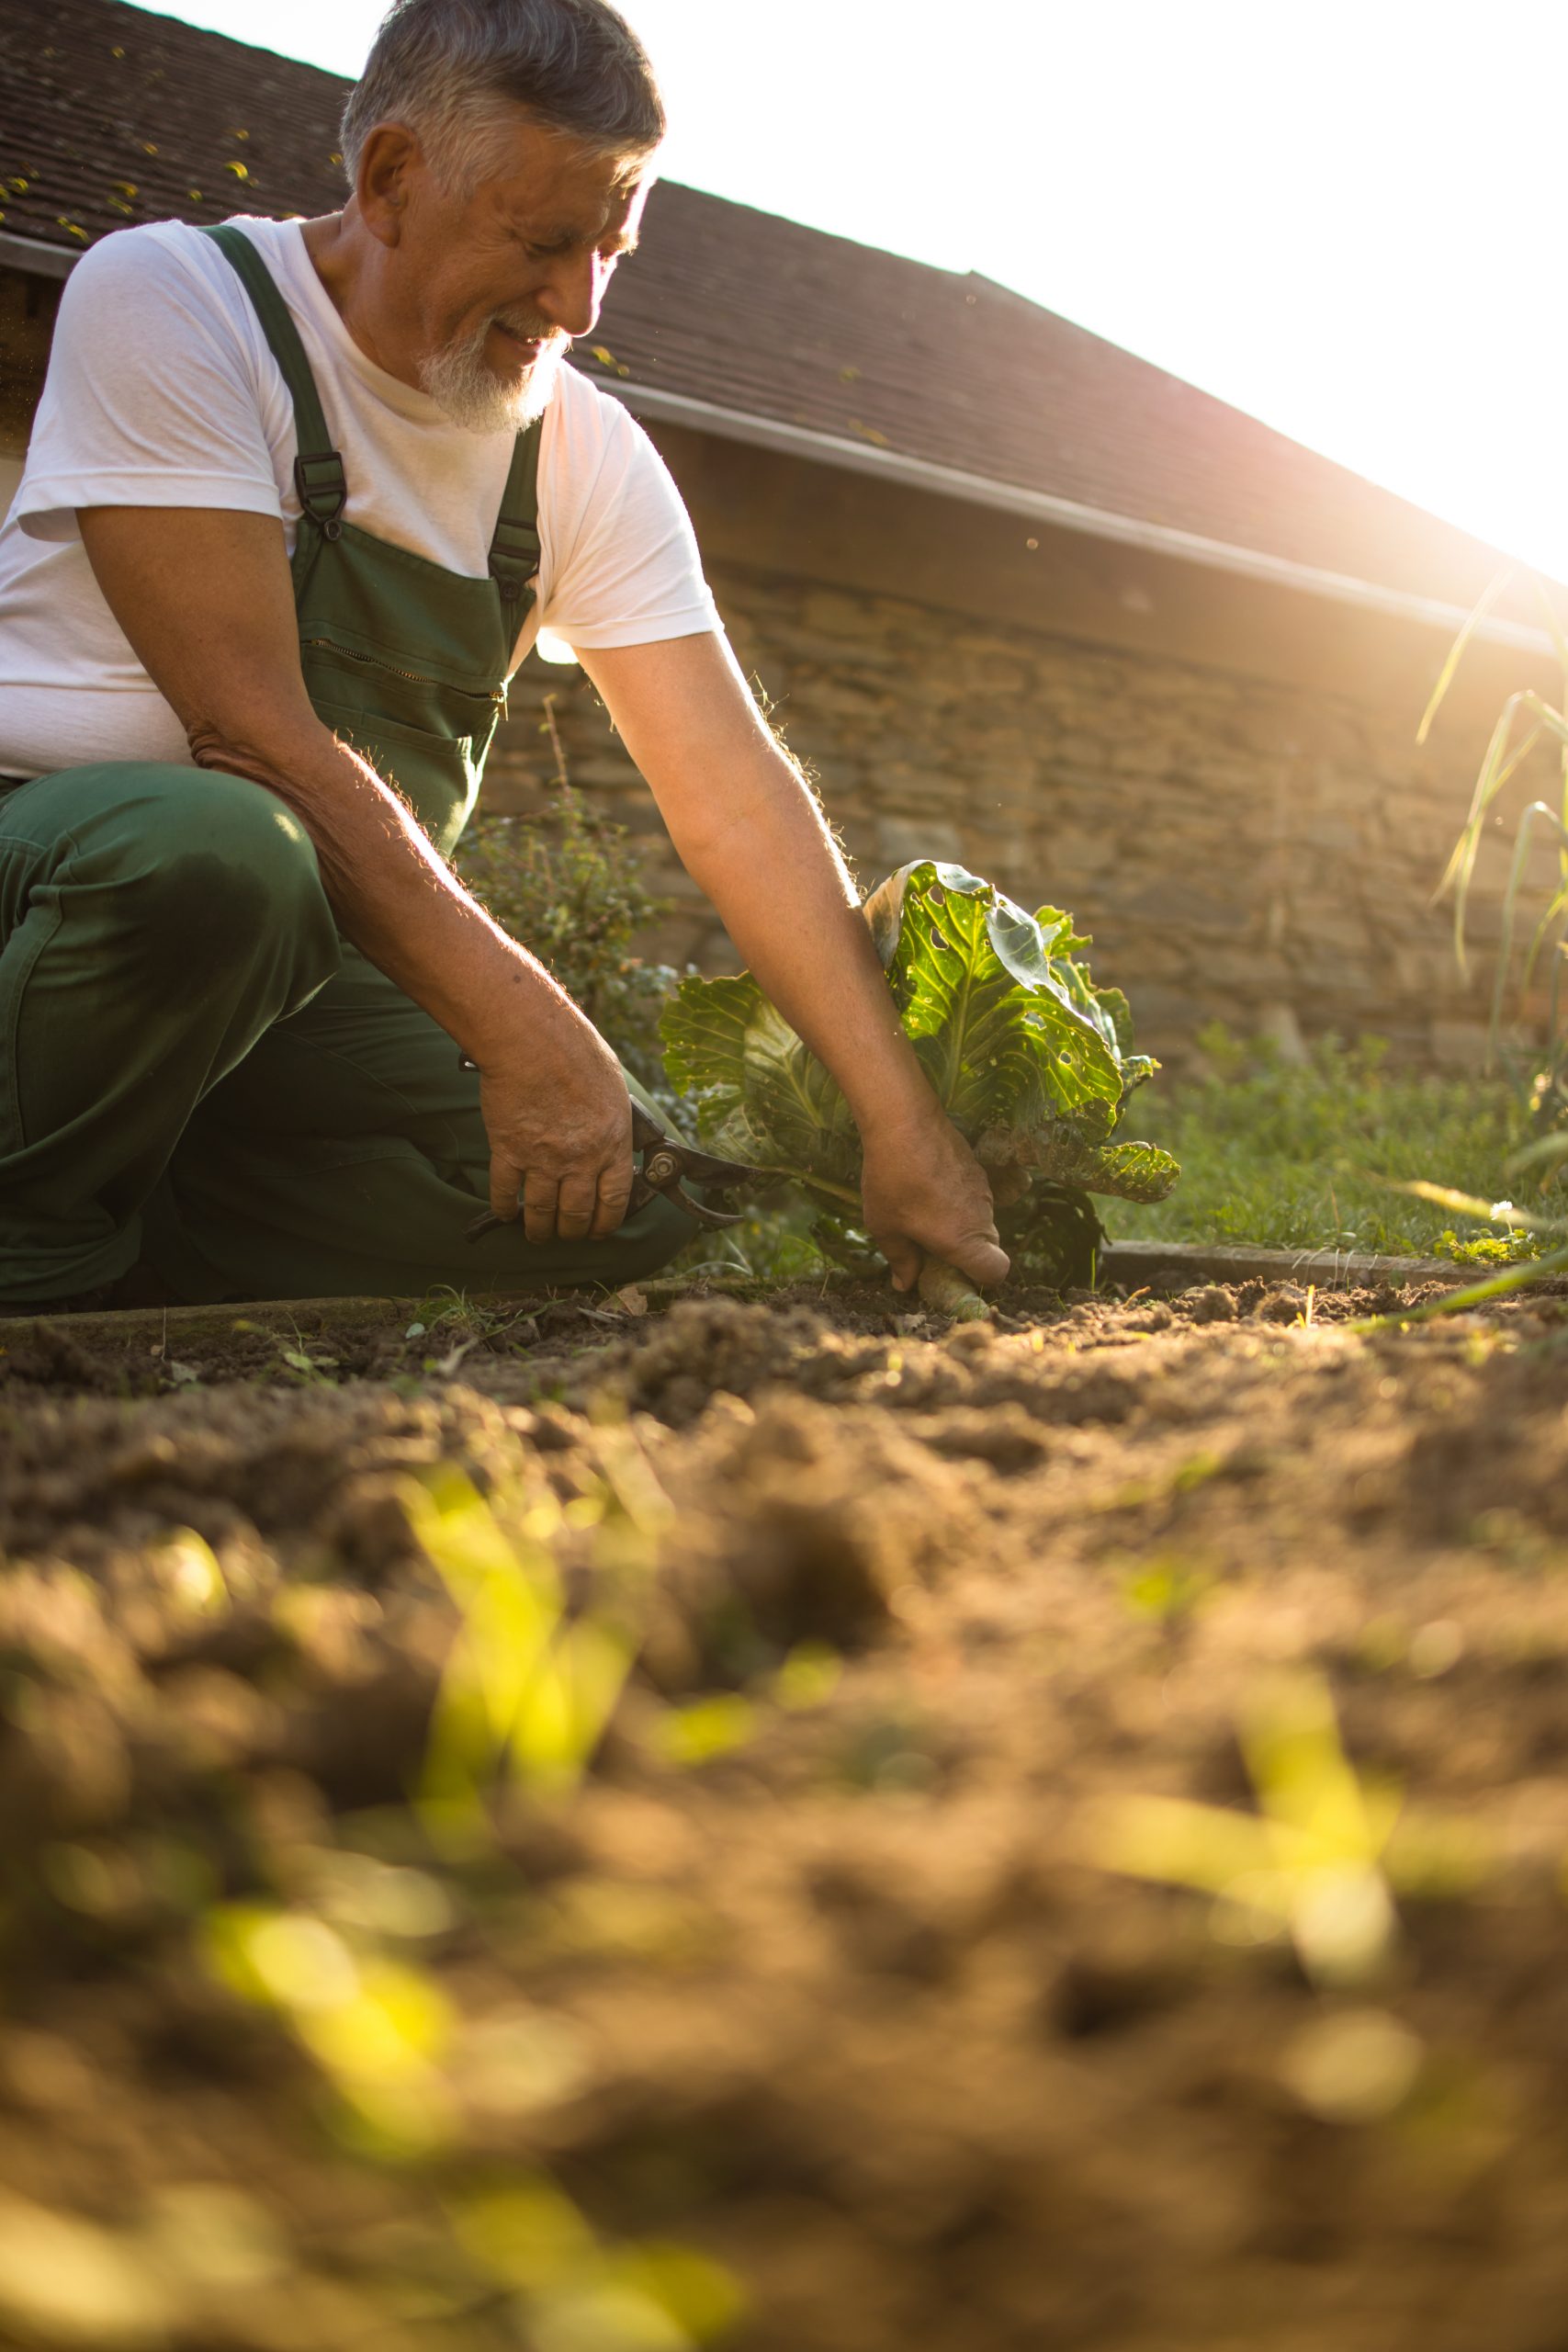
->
<box><xmin>463</xmin><ymin>1096</ymin><xmax>762</xmax><ymax>1242</ymax></box>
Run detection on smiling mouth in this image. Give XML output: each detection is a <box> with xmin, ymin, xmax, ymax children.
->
<box><xmin>491</xmin><ymin>321</ymin><xmax>556</xmax><ymax>360</ymax></box>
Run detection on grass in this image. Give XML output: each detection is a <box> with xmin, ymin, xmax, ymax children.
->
<box><xmin>1111</xmin><ymin>1027</ymin><xmax>1549</xmax><ymax>1261</ymax></box>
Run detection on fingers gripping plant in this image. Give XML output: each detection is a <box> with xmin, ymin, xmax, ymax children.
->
<box><xmin>660</xmin><ymin>861</ymin><xmax>1179</xmax><ymax>1308</ymax></box>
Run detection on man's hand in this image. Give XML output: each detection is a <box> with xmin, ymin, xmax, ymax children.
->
<box><xmin>858</xmin><ymin>1104</ymin><xmax>1010</xmax><ymax>1295</ymax></box>
<box><xmin>478</xmin><ymin>1003</ymin><xmax>635</xmax><ymax>1241</ymax></box>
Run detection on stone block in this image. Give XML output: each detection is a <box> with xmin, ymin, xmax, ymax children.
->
<box><xmin>876</xmin><ymin>765</ymin><xmax>962</xmax><ymax>807</ymax></box>
<box><xmin>1121</xmin><ymin>884</ymin><xmax>1253</xmax><ymax>937</ymax></box>
<box><xmin>772</xmin><ymin>634</ymin><xmax>905</xmax><ymax>671</ymax></box>
<box><xmin>1109</xmin><ymin>739</ymin><xmax>1180</xmax><ymax>779</ymax></box>
<box><xmin>793</xmin><ymin>679</ymin><xmax>895</xmax><ymax>724</ymax></box>
<box><xmin>1050</xmin><ymin>732</ymin><xmax>1110</xmax><ymax>770</ymax></box>
<box><xmin>876</xmin><ymin>816</ymin><xmax>965</xmax><ymax>867</ymax></box>
<box><xmin>800</xmin><ymin>588</ymin><xmax>887</xmax><ymax>639</ymax></box>
<box><xmin>962</xmin><ymin>658</ymin><xmax>1032</xmax><ymax>695</ymax></box>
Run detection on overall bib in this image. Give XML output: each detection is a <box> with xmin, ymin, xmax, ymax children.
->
<box><xmin>0</xmin><ymin>226</ymin><xmax>691</xmax><ymax>1306</ymax></box>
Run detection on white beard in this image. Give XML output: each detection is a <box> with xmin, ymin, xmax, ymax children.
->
<box><xmin>419</xmin><ymin>323</ymin><xmax>567</xmax><ymax>435</ymax></box>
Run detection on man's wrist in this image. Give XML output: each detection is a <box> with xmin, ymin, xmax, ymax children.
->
<box><xmin>844</xmin><ymin>1055</ymin><xmax>944</xmax><ymax>1148</ymax></box>
<box><xmin>449</xmin><ymin>934</ymin><xmax>580</xmax><ymax>1069</ymax></box>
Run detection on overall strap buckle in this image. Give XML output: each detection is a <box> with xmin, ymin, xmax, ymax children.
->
<box><xmin>294</xmin><ymin>450</ymin><xmax>347</xmax><ymax>542</ymax></box>
<box><xmin>490</xmin><ymin>517</ymin><xmax>541</xmax><ymax>608</ymax></box>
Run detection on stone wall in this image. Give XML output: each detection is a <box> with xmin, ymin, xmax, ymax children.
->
<box><xmin>482</xmin><ymin>559</ymin><xmax>1558</xmax><ymax>1070</ymax></box>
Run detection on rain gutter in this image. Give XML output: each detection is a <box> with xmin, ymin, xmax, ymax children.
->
<box><xmin>0</xmin><ymin>231</ymin><xmax>77</xmax><ymax>280</ymax></box>
<box><xmin>605</xmin><ymin>379</ymin><xmax>1554</xmax><ymax>659</ymax></box>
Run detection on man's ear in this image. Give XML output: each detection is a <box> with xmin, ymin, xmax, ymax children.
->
<box><xmin>355</xmin><ymin>122</ymin><xmax>423</xmax><ymax>247</ymax></box>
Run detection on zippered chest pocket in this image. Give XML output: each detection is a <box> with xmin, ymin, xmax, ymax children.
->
<box><xmin>300</xmin><ymin>637</ymin><xmax>506</xmax><ymax>731</ymax></box>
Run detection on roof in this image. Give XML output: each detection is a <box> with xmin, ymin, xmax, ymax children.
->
<box><xmin>0</xmin><ymin>0</ymin><xmax>346</xmax><ymax>252</ymax></box>
<box><xmin>0</xmin><ymin>0</ymin><xmax>1551</xmax><ymax>637</ymax></box>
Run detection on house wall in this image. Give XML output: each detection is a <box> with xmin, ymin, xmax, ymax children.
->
<box><xmin>0</xmin><ymin>265</ymin><xmax>62</xmax><ymax>519</ymax></box>
<box><xmin>0</xmin><ymin>266</ymin><xmax>58</xmax><ymax>462</ymax></box>
<box><xmin>484</xmin><ymin>428</ymin><xmax>1562</xmax><ymax>1071</ymax></box>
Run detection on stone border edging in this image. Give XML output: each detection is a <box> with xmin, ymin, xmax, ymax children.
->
<box><xmin>1098</xmin><ymin>1238</ymin><xmax>1473</xmax><ymax>1292</ymax></box>
<box><xmin>0</xmin><ymin>1240</ymin><xmax>1505</xmax><ymax>1351</ymax></box>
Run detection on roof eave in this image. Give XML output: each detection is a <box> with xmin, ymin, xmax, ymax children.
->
<box><xmin>605</xmin><ymin>379</ymin><xmax>1553</xmax><ymax>660</ymax></box>
<box><xmin>0</xmin><ymin>230</ymin><xmax>78</xmax><ymax>280</ymax></box>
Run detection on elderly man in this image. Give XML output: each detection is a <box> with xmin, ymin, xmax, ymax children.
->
<box><xmin>0</xmin><ymin>0</ymin><xmax>1006</xmax><ymax>1312</ymax></box>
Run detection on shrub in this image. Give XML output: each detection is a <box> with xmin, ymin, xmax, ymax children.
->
<box><xmin>456</xmin><ymin>786</ymin><xmax>678</xmax><ymax>1087</ymax></box>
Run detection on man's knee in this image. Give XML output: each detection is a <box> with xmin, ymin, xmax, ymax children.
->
<box><xmin>96</xmin><ymin>767</ymin><xmax>331</xmax><ymax>975</ymax></box>
<box><xmin>131</xmin><ymin>767</ymin><xmax>321</xmax><ymax>917</ymax></box>
<box><xmin>611</xmin><ymin>1190</ymin><xmax>699</xmax><ymax>1281</ymax></box>
<box><xmin>20</xmin><ymin>763</ymin><xmax>335</xmax><ymax>1021</ymax></box>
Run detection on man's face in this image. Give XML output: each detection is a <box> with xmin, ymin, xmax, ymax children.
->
<box><xmin>390</xmin><ymin>118</ymin><xmax>651</xmax><ymax>433</ymax></box>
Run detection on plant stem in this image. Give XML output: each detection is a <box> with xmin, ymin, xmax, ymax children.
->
<box><xmin>540</xmin><ymin>691</ymin><xmax>570</xmax><ymax>792</ymax></box>
<box><xmin>752</xmin><ymin>1164</ymin><xmax>863</xmax><ymax>1207</ymax></box>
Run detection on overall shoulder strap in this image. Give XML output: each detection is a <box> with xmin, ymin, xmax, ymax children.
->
<box><xmin>489</xmin><ymin>416</ymin><xmax>543</xmax><ymax>611</ymax></box>
<box><xmin>202</xmin><ymin>223</ymin><xmax>347</xmax><ymax>541</ymax></box>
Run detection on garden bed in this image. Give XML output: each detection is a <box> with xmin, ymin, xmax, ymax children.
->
<box><xmin>4</xmin><ymin>1270</ymin><xmax>1568</xmax><ymax>2351</ymax></box>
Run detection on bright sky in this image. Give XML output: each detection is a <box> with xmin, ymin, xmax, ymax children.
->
<box><xmin>147</xmin><ymin>0</ymin><xmax>1568</xmax><ymax>582</ymax></box>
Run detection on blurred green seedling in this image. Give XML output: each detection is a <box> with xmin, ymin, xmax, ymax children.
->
<box><xmin>646</xmin><ymin>1645</ymin><xmax>842</xmax><ymax>1770</ymax></box>
<box><xmin>1121</xmin><ymin>1552</ymin><xmax>1216</xmax><ymax>1625</ymax></box>
<box><xmin>450</xmin><ymin>2176</ymin><xmax>746</xmax><ymax>2349</ymax></box>
<box><xmin>150</xmin><ymin>1527</ymin><xmax>229</xmax><ymax>1616</ymax></box>
<box><xmin>651</xmin><ymin>1694</ymin><xmax>758</xmax><ymax>1768</ymax></box>
<box><xmin>1100</xmin><ymin>1671</ymin><xmax>1493</xmax><ymax>1984</ymax></box>
<box><xmin>772</xmin><ymin>1639</ymin><xmax>843</xmax><ymax>1711</ymax></box>
<box><xmin>202</xmin><ymin>1914</ymin><xmax>744</xmax><ymax>2334</ymax></box>
<box><xmin>1098</xmin><ymin>1672</ymin><xmax>1404</xmax><ymax>1986</ymax></box>
<box><xmin>204</xmin><ymin>1902</ymin><xmax>456</xmax><ymax>2155</ymax></box>
<box><xmin>410</xmin><ymin>1471</ymin><xmax>641</xmax><ymax>1845</ymax></box>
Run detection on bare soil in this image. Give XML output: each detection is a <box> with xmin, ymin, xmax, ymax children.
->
<box><xmin>4</xmin><ymin>1272</ymin><xmax>1568</xmax><ymax>2351</ymax></box>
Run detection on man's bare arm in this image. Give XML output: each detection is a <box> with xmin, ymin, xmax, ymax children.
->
<box><xmin>78</xmin><ymin>504</ymin><xmax>633</xmax><ymax>1239</ymax></box>
<box><xmin>580</xmin><ymin>630</ymin><xmax>1009</xmax><ymax>1293</ymax></box>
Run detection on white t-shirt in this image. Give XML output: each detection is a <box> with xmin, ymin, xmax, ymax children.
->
<box><xmin>0</xmin><ymin>215</ymin><xmax>719</xmax><ymax>777</ymax></box>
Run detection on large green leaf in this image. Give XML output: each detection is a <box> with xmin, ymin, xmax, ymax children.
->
<box><xmin>660</xmin><ymin>970</ymin><xmax>861</xmax><ymax>1185</ymax></box>
<box><xmin>659</xmin><ymin>859</ymin><xmax>1178</xmax><ymax>1211</ymax></box>
<box><xmin>863</xmin><ymin>863</ymin><xmax>1124</xmax><ymax>1140</ymax></box>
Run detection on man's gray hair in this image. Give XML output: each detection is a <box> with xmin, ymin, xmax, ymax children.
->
<box><xmin>341</xmin><ymin>0</ymin><xmax>666</xmax><ymax>193</ymax></box>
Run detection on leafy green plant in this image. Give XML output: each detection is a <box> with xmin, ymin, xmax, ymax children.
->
<box><xmin>457</xmin><ymin>785</ymin><xmax>678</xmax><ymax>1086</ymax></box>
<box><xmin>661</xmin><ymin>861</ymin><xmax>1177</xmax><ymax>1311</ymax></box>
<box><xmin>1433</xmin><ymin>1225</ymin><xmax>1538</xmax><ymax>1268</ymax></box>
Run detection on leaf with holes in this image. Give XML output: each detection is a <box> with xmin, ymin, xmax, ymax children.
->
<box><xmin>660</xmin><ymin>860</ymin><xmax>1178</xmax><ymax>1239</ymax></box>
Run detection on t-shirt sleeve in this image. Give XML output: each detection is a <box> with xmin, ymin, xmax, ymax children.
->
<box><xmin>15</xmin><ymin>226</ymin><xmax>286</xmax><ymax>544</ymax></box>
<box><xmin>536</xmin><ymin>382</ymin><xmax>720</xmax><ymax>650</ymax></box>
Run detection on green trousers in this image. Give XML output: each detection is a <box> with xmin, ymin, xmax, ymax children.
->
<box><xmin>0</xmin><ymin>762</ymin><xmax>693</xmax><ymax>1305</ymax></box>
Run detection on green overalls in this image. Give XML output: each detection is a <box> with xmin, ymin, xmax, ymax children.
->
<box><xmin>0</xmin><ymin>224</ymin><xmax>691</xmax><ymax>1306</ymax></box>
